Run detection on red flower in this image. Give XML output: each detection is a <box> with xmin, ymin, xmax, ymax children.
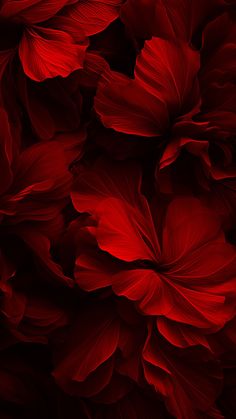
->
<box><xmin>72</xmin><ymin>159</ymin><xmax>236</xmax><ymax>342</ymax></box>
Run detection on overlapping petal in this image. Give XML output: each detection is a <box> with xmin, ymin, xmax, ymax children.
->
<box><xmin>19</xmin><ymin>25</ymin><xmax>87</xmax><ymax>81</ymax></box>
<box><xmin>95</xmin><ymin>37</ymin><xmax>200</xmax><ymax>137</ymax></box>
<box><xmin>72</xmin><ymin>160</ymin><xmax>236</xmax><ymax>337</ymax></box>
<box><xmin>143</xmin><ymin>324</ymin><xmax>222</xmax><ymax>419</ymax></box>
<box><xmin>121</xmin><ymin>0</ymin><xmax>225</xmax><ymax>42</ymax></box>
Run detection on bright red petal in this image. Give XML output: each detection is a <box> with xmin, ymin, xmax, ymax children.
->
<box><xmin>72</xmin><ymin>159</ymin><xmax>160</xmax><ymax>262</ymax></box>
<box><xmin>19</xmin><ymin>25</ymin><xmax>88</xmax><ymax>81</ymax></box>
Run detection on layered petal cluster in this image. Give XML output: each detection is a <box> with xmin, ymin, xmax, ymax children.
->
<box><xmin>0</xmin><ymin>1</ymin><xmax>236</xmax><ymax>419</ymax></box>
<box><xmin>67</xmin><ymin>158</ymin><xmax>236</xmax><ymax>417</ymax></box>
<box><xmin>0</xmin><ymin>0</ymin><xmax>122</xmax><ymax>82</ymax></box>
<box><xmin>0</xmin><ymin>0</ymin><xmax>121</xmax><ymax>141</ymax></box>
<box><xmin>95</xmin><ymin>36</ymin><xmax>200</xmax><ymax>137</ymax></box>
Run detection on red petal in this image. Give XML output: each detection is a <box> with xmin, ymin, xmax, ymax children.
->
<box><xmin>75</xmin><ymin>251</ymin><xmax>118</xmax><ymax>291</ymax></box>
<box><xmin>65</xmin><ymin>0</ymin><xmax>123</xmax><ymax>37</ymax></box>
<box><xmin>53</xmin><ymin>302</ymin><xmax>120</xmax><ymax>391</ymax></box>
<box><xmin>17</xmin><ymin>228</ymin><xmax>72</xmax><ymax>286</ymax></box>
<box><xmin>135</xmin><ymin>37</ymin><xmax>200</xmax><ymax>116</ymax></box>
<box><xmin>95</xmin><ymin>197</ymin><xmax>158</xmax><ymax>262</ymax></box>
<box><xmin>0</xmin><ymin>109</ymin><xmax>14</xmax><ymax>195</ymax></box>
<box><xmin>143</xmin><ymin>325</ymin><xmax>222</xmax><ymax>418</ymax></box>
<box><xmin>72</xmin><ymin>159</ymin><xmax>160</xmax><ymax>261</ymax></box>
<box><xmin>0</xmin><ymin>0</ymin><xmax>74</xmax><ymax>23</ymax></box>
<box><xmin>160</xmin><ymin>136</ymin><xmax>210</xmax><ymax>170</ymax></box>
<box><xmin>156</xmin><ymin>317</ymin><xmax>211</xmax><ymax>348</ymax></box>
<box><xmin>95</xmin><ymin>37</ymin><xmax>199</xmax><ymax>136</ymax></box>
<box><xmin>95</xmin><ymin>67</ymin><xmax>167</xmax><ymax>136</ymax></box>
<box><xmin>19</xmin><ymin>25</ymin><xmax>88</xmax><ymax>81</ymax></box>
<box><xmin>1</xmin><ymin>141</ymin><xmax>71</xmax><ymax>223</ymax></box>
<box><xmin>121</xmin><ymin>0</ymin><xmax>224</xmax><ymax>41</ymax></box>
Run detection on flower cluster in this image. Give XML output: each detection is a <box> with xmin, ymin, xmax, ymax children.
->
<box><xmin>0</xmin><ymin>0</ymin><xmax>236</xmax><ymax>418</ymax></box>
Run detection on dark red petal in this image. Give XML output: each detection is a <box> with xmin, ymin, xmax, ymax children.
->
<box><xmin>53</xmin><ymin>302</ymin><xmax>120</xmax><ymax>391</ymax></box>
<box><xmin>95</xmin><ymin>67</ymin><xmax>167</xmax><ymax>137</ymax></box>
<box><xmin>143</xmin><ymin>325</ymin><xmax>222</xmax><ymax>418</ymax></box>
<box><xmin>113</xmin><ymin>269</ymin><xmax>162</xmax><ymax>313</ymax></box>
<box><xmin>72</xmin><ymin>159</ymin><xmax>160</xmax><ymax>261</ymax></box>
<box><xmin>0</xmin><ymin>141</ymin><xmax>71</xmax><ymax>223</ymax></box>
<box><xmin>135</xmin><ymin>37</ymin><xmax>200</xmax><ymax>116</ymax></box>
<box><xmin>121</xmin><ymin>0</ymin><xmax>224</xmax><ymax>41</ymax></box>
<box><xmin>0</xmin><ymin>0</ymin><xmax>75</xmax><ymax>23</ymax></box>
<box><xmin>156</xmin><ymin>317</ymin><xmax>211</xmax><ymax>348</ymax></box>
<box><xmin>65</xmin><ymin>0</ymin><xmax>123</xmax><ymax>37</ymax></box>
<box><xmin>0</xmin><ymin>109</ymin><xmax>14</xmax><ymax>195</ymax></box>
<box><xmin>17</xmin><ymin>228</ymin><xmax>72</xmax><ymax>286</ymax></box>
<box><xmin>94</xmin><ymin>197</ymin><xmax>158</xmax><ymax>262</ymax></box>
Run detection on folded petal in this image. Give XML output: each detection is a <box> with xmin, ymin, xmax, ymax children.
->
<box><xmin>72</xmin><ymin>159</ymin><xmax>160</xmax><ymax>262</ymax></box>
<box><xmin>113</xmin><ymin>269</ymin><xmax>162</xmax><ymax>314</ymax></box>
<box><xmin>65</xmin><ymin>0</ymin><xmax>123</xmax><ymax>37</ymax></box>
<box><xmin>95</xmin><ymin>67</ymin><xmax>168</xmax><ymax>137</ymax></box>
<box><xmin>95</xmin><ymin>37</ymin><xmax>199</xmax><ymax>136</ymax></box>
<box><xmin>0</xmin><ymin>141</ymin><xmax>71</xmax><ymax>223</ymax></box>
<box><xmin>156</xmin><ymin>317</ymin><xmax>211</xmax><ymax>348</ymax></box>
<box><xmin>19</xmin><ymin>25</ymin><xmax>88</xmax><ymax>81</ymax></box>
<box><xmin>134</xmin><ymin>37</ymin><xmax>200</xmax><ymax>116</ymax></box>
<box><xmin>17</xmin><ymin>228</ymin><xmax>72</xmax><ymax>286</ymax></box>
<box><xmin>113</xmin><ymin>268</ymin><xmax>230</xmax><ymax>330</ymax></box>
<box><xmin>75</xmin><ymin>251</ymin><xmax>118</xmax><ymax>291</ymax></box>
<box><xmin>143</xmin><ymin>325</ymin><xmax>222</xmax><ymax>419</ymax></box>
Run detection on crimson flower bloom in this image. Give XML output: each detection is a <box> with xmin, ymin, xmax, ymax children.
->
<box><xmin>72</xmin><ymin>159</ymin><xmax>236</xmax><ymax>345</ymax></box>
